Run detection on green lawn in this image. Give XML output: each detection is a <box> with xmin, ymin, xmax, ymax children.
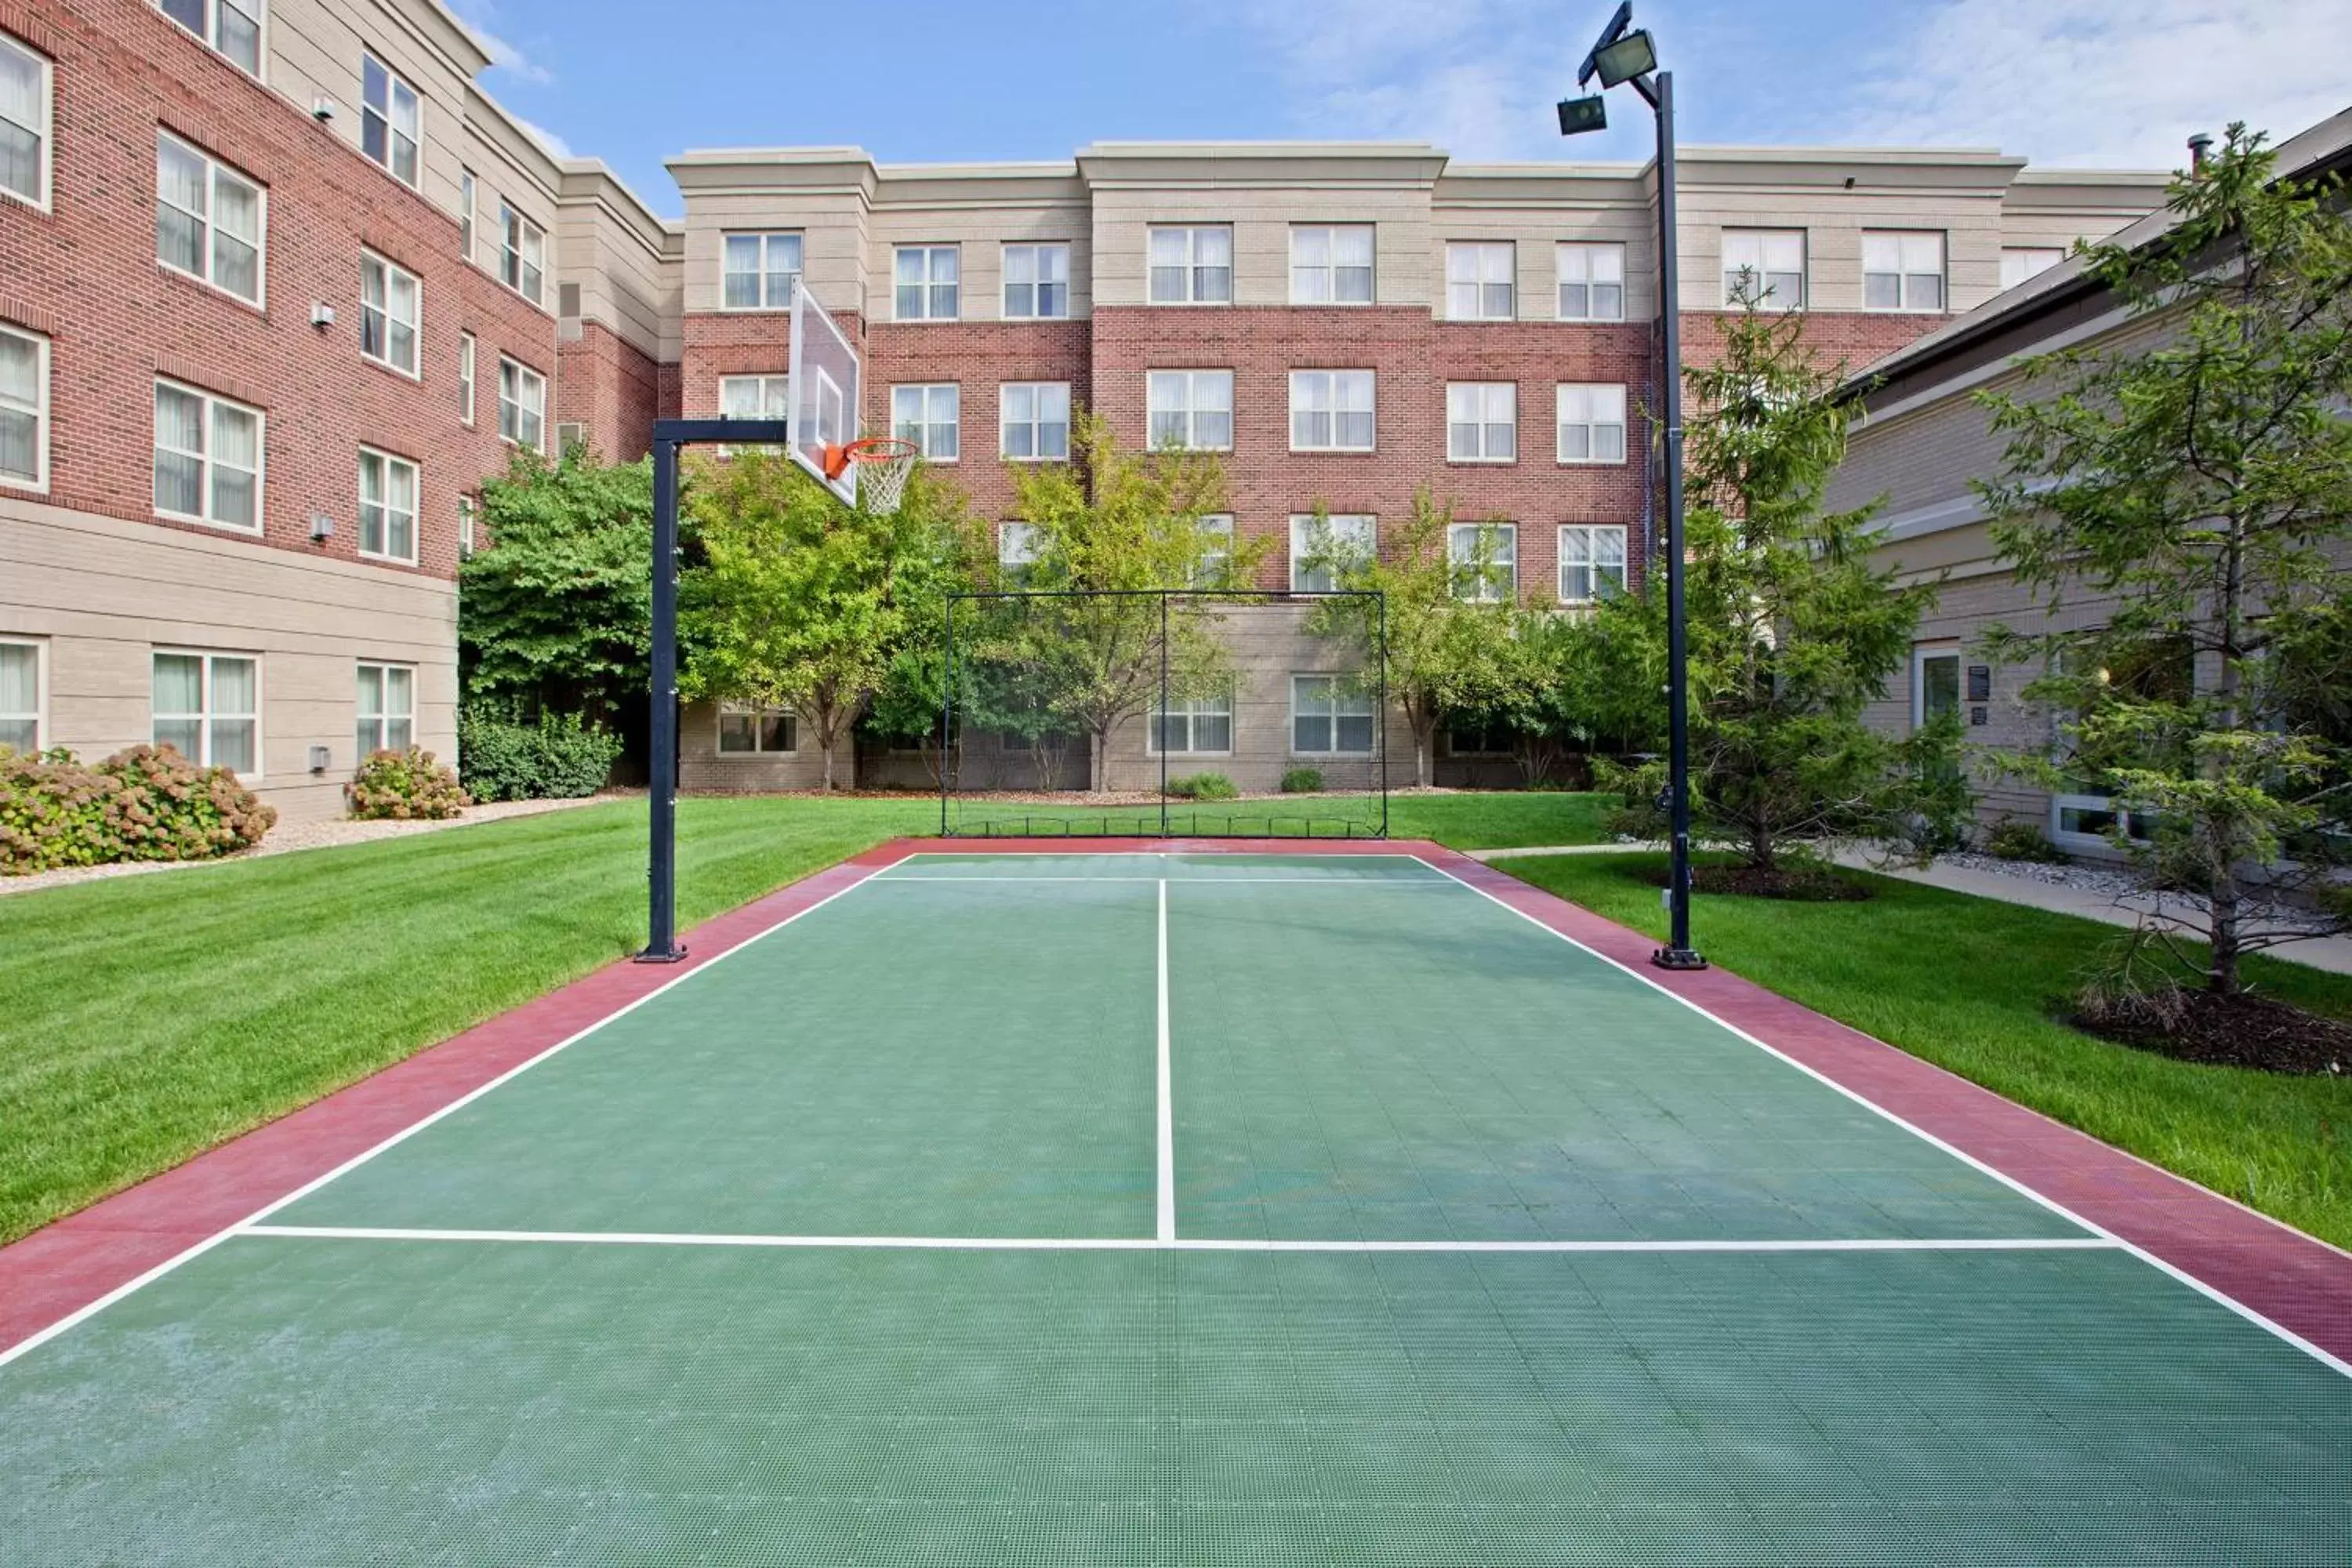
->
<box><xmin>0</xmin><ymin>789</ymin><xmax>1606</xmax><ymax>1244</ymax></box>
<box><xmin>1503</xmin><ymin>852</ymin><xmax>2352</xmax><ymax>1251</ymax></box>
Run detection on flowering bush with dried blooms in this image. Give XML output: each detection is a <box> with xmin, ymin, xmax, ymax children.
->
<box><xmin>345</xmin><ymin>747</ymin><xmax>471</xmax><ymax>821</ymax></box>
<box><xmin>0</xmin><ymin>744</ymin><xmax>277</xmax><ymax>874</ymax></box>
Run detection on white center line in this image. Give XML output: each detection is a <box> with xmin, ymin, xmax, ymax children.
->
<box><xmin>1156</xmin><ymin>877</ymin><xmax>1175</xmax><ymax>1243</ymax></box>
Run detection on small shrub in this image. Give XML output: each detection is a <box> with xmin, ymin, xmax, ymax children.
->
<box><xmin>1</xmin><ymin>744</ymin><xmax>275</xmax><ymax>874</ymax></box>
<box><xmin>1984</xmin><ymin>818</ymin><xmax>2071</xmax><ymax>863</ymax></box>
<box><xmin>1167</xmin><ymin>772</ymin><xmax>1238</xmax><ymax>800</ymax></box>
<box><xmin>1279</xmin><ymin>768</ymin><xmax>1323</xmax><ymax>794</ymax></box>
<box><xmin>347</xmin><ymin>747</ymin><xmax>470</xmax><ymax>821</ymax></box>
<box><xmin>459</xmin><ymin>706</ymin><xmax>622</xmax><ymax>801</ymax></box>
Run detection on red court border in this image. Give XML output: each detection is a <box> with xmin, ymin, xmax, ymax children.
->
<box><xmin>3</xmin><ymin>836</ymin><xmax>2347</xmax><ymax>1371</ymax></box>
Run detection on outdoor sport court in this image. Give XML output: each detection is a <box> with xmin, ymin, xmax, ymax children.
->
<box><xmin>2</xmin><ymin>844</ymin><xmax>2346</xmax><ymax>1563</ymax></box>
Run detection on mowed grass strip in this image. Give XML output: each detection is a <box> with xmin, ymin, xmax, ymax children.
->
<box><xmin>0</xmin><ymin>790</ymin><xmax>1608</xmax><ymax>1244</ymax></box>
<box><xmin>1504</xmin><ymin>852</ymin><xmax>2352</xmax><ymax>1251</ymax></box>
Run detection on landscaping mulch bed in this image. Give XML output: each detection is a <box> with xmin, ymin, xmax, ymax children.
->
<box><xmin>1646</xmin><ymin>863</ymin><xmax>1875</xmax><ymax>902</ymax></box>
<box><xmin>2076</xmin><ymin>990</ymin><xmax>2352</xmax><ymax>1076</ymax></box>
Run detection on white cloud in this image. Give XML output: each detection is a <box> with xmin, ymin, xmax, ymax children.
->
<box><xmin>448</xmin><ymin>2</ymin><xmax>554</xmax><ymax>87</ymax></box>
<box><xmin>513</xmin><ymin>115</ymin><xmax>573</xmax><ymax>161</ymax></box>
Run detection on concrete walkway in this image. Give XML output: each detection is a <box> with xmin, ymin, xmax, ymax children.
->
<box><xmin>1468</xmin><ymin>841</ymin><xmax>2352</xmax><ymax>976</ymax></box>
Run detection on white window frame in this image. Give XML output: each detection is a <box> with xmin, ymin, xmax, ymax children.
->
<box><xmin>997</xmin><ymin>521</ymin><xmax>1038</xmax><ymax>581</ymax></box>
<box><xmin>999</xmin><ymin>381</ymin><xmax>1070</xmax><ymax>461</ymax></box>
<box><xmin>354</xmin><ymin>661</ymin><xmax>416</xmax><ymax>757</ymax></box>
<box><xmin>456</xmin><ymin>332</ymin><xmax>475</xmax><ymax>425</ymax></box>
<box><xmin>458</xmin><ymin>492</ymin><xmax>477</xmax><ymax>557</ymax></box>
<box><xmin>1149</xmin><ymin>684</ymin><xmax>1236</xmax><ymax>757</ymax></box>
<box><xmin>0</xmin><ymin>321</ymin><xmax>49</xmax><ymax>493</ymax></box>
<box><xmin>497</xmin><ymin>357</ymin><xmax>546</xmax><ymax>453</ymax></box>
<box><xmin>722</xmin><ymin>231</ymin><xmax>801</xmax><ymax>311</ymax></box>
<box><xmin>1290</xmin><ymin>673</ymin><xmax>1374</xmax><ymax>757</ymax></box>
<box><xmin>1446</xmin><ymin>241</ymin><xmax>1515</xmax><ymax>321</ymax></box>
<box><xmin>715</xmin><ymin>374</ymin><xmax>790</xmax><ymax>456</ymax></box>
<box><xmin>1290</xmin><ymin>224</ymin><xmax>1374</xmax><ymax>306</ymax></box>
<box><xmin>1289</xmin><ymin>514</ymin><xmax>1374</xmax><ymax>594</ymax></box>
<box><xmin>357</xmin><ymin>447</ymin><xmax>419</xmax><ymax>564</ymax></box>
<box><xmin>156</xmin><ymin>130</ymin><xmax>266</xmax><ymax>307</ymax></box>
<box><xmin>1557</xmin><ymin>524</ymin><xmax>1628</xmax><ymax>604</ymax></box>
<box><xmin>1863</xmin><ymin>230</ymin><xmax>1947</xmax><ymax>314</ymax></box>
<box><xmin>359</xmin><ymin>249</ymin><xmax>422</xmax><ymax>379</ymax></box>
<box><xmin>1002</xmin><ymin>242</ymin><xmax>1070</xmax><ymax>320</ymax></box>
<box><xmin>151</xmin><ymin>649</ymin><xmax>260</xmax><ymax>776</ymax></box>
<box><xmin>891</xmin><ymin>383</ymin><xmax>960</xmax><ymax>461</ymax></box>
<box><xmin>359</xmin><ymin>51</ymin><xmax>421</xmax><ymax>189</ymax></box>
<box><xmin>1722</xmin><ymin>228</ymin><xmax>1806</xmax><ymax>310</ymax></box>
<box><xmin>499</xmin><ymin>201</ymin><xmax>546</xmax><ymax>307</ymax></box>
<box><xmin>716</xmin><ymin>702</ymin><xmax>797</xmax><ymax>755</ymax></box>
<box><xmin>1288</xmin><ymin>370</ymin><xmax>1375</xmax><ymax>453</ymax></box>
<box><xmin>1448</xmin><ymin>521</ymin><xmax>1516</xmax><ymax>604</ymax></box>
<box><xmin>1911</xmin><ymin>644</ymin><xmax>1962</xmax><ymax>730</ymax></box>
<box><xmin>457</xmin><ymin>168</ymin><xmax>475</xmax><ymax>263</ymax></box>
<box><xmin>1555</xmin><ymin>241</ymin><xmax>1626</xmax><ymax>321</ymax></box>
<box><xmin>1555</xmin><ymin>383</ymin><xmax>1628</xmax><ymax>466</ymax></box>
<box><xmin>154</xmin><ymin>0</ymin><xmax>263</xmax><ymax>78</ymax></box>
<box><xmin>0</xmin><ymin>636</ymin><xmax>44</xmax><ymax>754</ymax></box>
<box><xmin>1189</xmin><ymin>514</ymin><xmax>1234</xmax><ymax>588</ymax></box>
<box><xmin>153</xmin><ymin>379</ymin><xmax>263</xmax><ymax>533</ymax></box>
<box><xmin>2001</xmin><ymin>247</ymin><xmax>2065</xmax><ymax>292</ymax></box>
<box><xmin>893</xmin><ymin>245</ymin><xmax>960</xmax><ymax>321</ymax></box>
<box><xmin>1446</xmin><ymin>382</ymin><xmax>1516</xmax><ymax>463</ymax></box>
<box><xmin>1148</xmin><ymin>226</ymin><xmax>1233</xmax><ymax>306</ymax></box>
<box><xmin>0</xmin><ymin>34</ymin><xmax>53</xmax><ymax>211</ymax></box>
<box><xmin>1145</xmin><ymin>370</ymin><xmax>1232</xmax><ymax>452</ymax></box>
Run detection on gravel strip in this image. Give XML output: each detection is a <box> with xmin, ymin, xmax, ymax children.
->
<box><xmin>1935</xmin><ymin>850</ymin><xmax>2336</xmax><ymax>936</ymax></box>
<box><xmin>0</xmin><ymin>793</ymin><xmax>629</xmax><ymax>898</ymax></box>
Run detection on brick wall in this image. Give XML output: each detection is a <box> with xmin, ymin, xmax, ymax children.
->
<box><xmin>555</xmin><ymin>320</ymin><xmax>661</xmax><ymax>463</ymax></box>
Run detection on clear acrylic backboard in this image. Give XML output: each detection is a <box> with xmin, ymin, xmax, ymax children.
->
<box><xmin>786</xmin><ymin>280</ymin><xmax>861</xmax><ymax>505</ymax></box>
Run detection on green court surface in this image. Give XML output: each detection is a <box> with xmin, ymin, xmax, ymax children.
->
<box><xmin>2</xmin><ymin>852</ymin><xmax>2346</xmax><ymax>1565</ymax></box>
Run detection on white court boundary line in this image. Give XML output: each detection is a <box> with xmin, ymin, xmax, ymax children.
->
<box><xmin>1409</xmin><ymin>851</ymin><xmax>2352</xmax><ymax>1381</ymax></box>
<box><xmin>241</xmin><ymin>1225</ymin><xmax>2121</xmax><ymax>1255</ymax></box>
<box><xmin>0</xmin><ymin>858</ymin><xmax>894</xmax><ymax>1374</ymax></box>
<box><xmin>1156</xmin><ymin>880</ymin><xmax>1176</xmax><ymax>1243</ymax></box>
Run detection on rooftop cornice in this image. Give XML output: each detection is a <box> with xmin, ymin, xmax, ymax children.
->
<box><xmin>557</xmin><ymin>159</ymin><xmax>682</xmax><ymax>249</ymax></box>
<box><xmin>404</xmin><ymin>0</ymin><xmax>495</xmax><ymax>78</ymax></box>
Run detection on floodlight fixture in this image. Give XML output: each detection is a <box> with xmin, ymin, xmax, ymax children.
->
<box><xmin>1593</xmin><ymin>28</ymin><xmax>1657</xmax><ymax>87</ymax></box>
<box><xmin>1576</xmin><ymin>1</ymin><xmax>1634</xmax><ymax>86</ymax></box>
<box><xmin>1557</xmin><ymin>94</ymin><xmax>1607</xmax><ymax>136</ymax></box>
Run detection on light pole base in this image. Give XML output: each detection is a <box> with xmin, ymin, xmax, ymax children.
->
<box><xmin>633</xmin><ymin>946</ymin><xmax>690</xmax><ymax>964</ymax></box>
<box><xmin>1651</xmin><ymin>946</ymin><xmax>1708</xmax><ymax>971</ymax></box>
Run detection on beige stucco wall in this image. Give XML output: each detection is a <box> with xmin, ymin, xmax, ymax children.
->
<box><xmin>2</xmin><ymin>498</ymin><xmax>459</xmax><ymax>824</ymax></box>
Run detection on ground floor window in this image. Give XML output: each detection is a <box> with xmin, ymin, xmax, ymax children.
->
<box><xmin>355</xmin><ymin>662</ymin><xmax>414</xmax><ymax>756</ymax></box>
<box><xmin>1912</xmin><ymin>645</ymin><xmax>1960</xmax><ymax>728</ymax></box>
<box><xmin>1149</xmin><ymin>688</ymin><xmax>1234</xmax><ymax>754</ymax></box>
<box><xmin>718</xmin><ymin>703</ymin><xmax>796</xmax><ymax>753</ymax></box>
<box><xmin>1446</xmin><ymin>721</ymin><xmax>1512</xmax><ymax>757</ymax></box>
<box><xmin>0</xmin><ymin>637</ymin><xmax>42</xmax><ymax>753</ymax></box>
<box><xmin>1292</xmin><ymin>674</ymin><xmax>1373</xmax><ymax>756</ymax></box>
<box><xmin>152</xmin><ymin>649</ymin><xmax>257</xmax><ymax>774</ymax></box>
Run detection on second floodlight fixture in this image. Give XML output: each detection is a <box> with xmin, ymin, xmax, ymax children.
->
<box><xmin>1592</xmin><ymin>27</ymin><xmax>1657</xmax><ymax>87</ymax></box>
<box><xmin>1557</xmin><ymin>95</ymin><xmax>1607</xmax><ymax>135</ymax></box>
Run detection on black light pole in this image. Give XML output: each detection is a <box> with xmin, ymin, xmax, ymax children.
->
<box><xmin>1562</xmin><ymin>4</ymin><xmax>1704</xmax><ymax>970</ymax></box>
<box><xmin>637</xmin><ymin>416</ymin><xmax>792</xmax><ymax>964</ymax></box>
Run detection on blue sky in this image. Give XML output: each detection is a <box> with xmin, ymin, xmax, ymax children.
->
<box><xmin>452</xmin><ymin>0</ymin><xmax>2352</xmax><ymax>219</ymax></box>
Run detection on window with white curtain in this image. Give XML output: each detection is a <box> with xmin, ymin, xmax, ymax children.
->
<box><xmin>1003</xmin><ymin>243</ymin><xmax>1069</xmax><ymax>318</ymax></box>
<box><xmin>718</xmin><ymin>704</ymin><xmax>797</xmax><ymax>753</ymax></box>
<box><xmin>1446</xmin><ymin>383</ymin><xmax>1515</xmax><ymax>463</ymax></box>
<box><xmin>157</xmin><ymin>132</ymin><xmax>264</xmax><ymax>305</ymax></box>
<box><xmin>1448</xmin><ymin>522</ymin><xmax>1516</xmax><ymax>603</ymax></box>
<box><xmin>1289</xmin><ymin>370</ymin><xmax>1374</xmax><ymax>452</ymax></box>
<box><xmin>0</xmin><ymin>34</ymin><xmax>52</xmax><ymax>208</ymax></box>
<box><xmin>458</xmin><ymin>168</ymin><xmax>475</xmax><ymax>262</ymax></box>
<box><xmin>2001</xmin><ymin>246</ymin><xmax>2064</xmax><ymax>290</ymax></box>
<box><xmin>499</xmin><ymin>202</ymin><xmax>545</xmax><ymax>306</ymax></box>
<box><xmin>1000</xmin><ymin>382</ymin><xmax>1070</xmax><ymax>460</ymax></box>
<box><xmin>892</xmin><ymin>383</ymin><xmax>960</xmax><ymax>459</ymax></box>
<box><xmin>723</xmin><ymin>232</ymin><xmax>800</xmax><ymax>310</ymax></box>
<box><xmin>155</xmin><ymin>0</ymin><xmax>261</xmax><ymax>76</ymax></box>
<box><xmin>1556</xmin><ymin>241</ymin><xmax>1625</xmax><ymax>321</ymax></box>
<box><xmin>152</xmin><ymin>651</ymin><xmax>258</xmax><ymax>774</ymax></box>
<box><xmin>1292</xmin><ymin>674</ymin><xmax>1374</xmax><ymax>755</ymax></box>
<box><xmin>1863</xmin><ymin>230</ymin><xmax>1946</xmax><ymax>311</ymax></box>
<box><xmin>1555</xmin><ymin>383</ymin><xmax>1628</xmax><ymax>464</ymax></box>
<box><xmin>1290</xmin><ymin>514</ymin><xmax>1374</xmax><ymax>593</ymax></box>
<box><xmin>1149</xmin><ymin>227</ymin><xmax>1232</xmax><ymax>304</ymax></box>
<box><xmin>457</xmin><ymin>333</ymin><xmax>475</xmax><ymax>424</ymax></box>
<box><xmin>0</xmin><ymin>322</ymin><xmax>45</xmax><ymax>490</ymax></box>
<box><xmin>360</xmin><ymin>251</ymin><xmax>421</xmax><ymax>376</ymax></box>
<box><xmin>458</xmin><ymin>493</ymin><xmax>477</xmax><ymax>557</ymax></box>
<box><xmin>360</xmin><ymin>53</ymin><xmax>420</xmax><ymax>187</ymax></box>
<box><xmin>1558</xmin><ymin>524</ymin><xmax>1628</xmax><ymax>603</ymax></box>
<box><xmin>358</xmin><ymin>448</ymin><xmax>418</xmax><ymax>562</ymax></box>
<box><xmin>355</xmin><ymin>662</ymin><xmax>414</xmax><ymax>756</ymax></box>
<box><xmin>895</xmin><ymin>245</ymin><xmax>960</xmax><ymax>320</ymax></box>
<box><xmin>716</xmin><ymin>374</ymin><xmax>789</xmax><ymax>455</ymax></box>
<box><xmin>154</xmin><ymin>380</ymin><xmax>261</xmax><ymax>531</ymax></box>
<box><xmin>0</xmin><ymin>638</ymin><xmax>41</xmax><ymax>753</ymax></box>
<box><xmin>1446</xmin><ymin>241</ymin><xmax>1515</xmax><ymax>320</ymax></box>
<box><xmin>1722</xmin><ymin>229</ymin><xmax>1805</xmax><ymax>308</ymax></box>
<box><xmin>996</xmin><ymin>521</ymin><xmax>1038</xmax><ymax>584</ymax></box>
<box><xmin>1290</xmin><ymin>225</ymin><xmax>1374</xmax><ymax>304</ymax></box>
<box><xmin>1146</xmin><ymin>370</ymin><xmax>1232</xmax><ymax>451</ymax></box>
<box><xmin>498</xmin><ymin>358</ymin><xmax>545</xmax><ymax>452</ymax></box>
<box><xmin>1149</xmin><ymin>685</ymin><xmax>1234</xmax><ymax>754</ymax></box>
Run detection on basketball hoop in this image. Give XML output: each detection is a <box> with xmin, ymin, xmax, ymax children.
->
<box><xmin>822</xmin><ymin>435</ymin><xmax>919</xmax><ymax>515</ymax></box>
